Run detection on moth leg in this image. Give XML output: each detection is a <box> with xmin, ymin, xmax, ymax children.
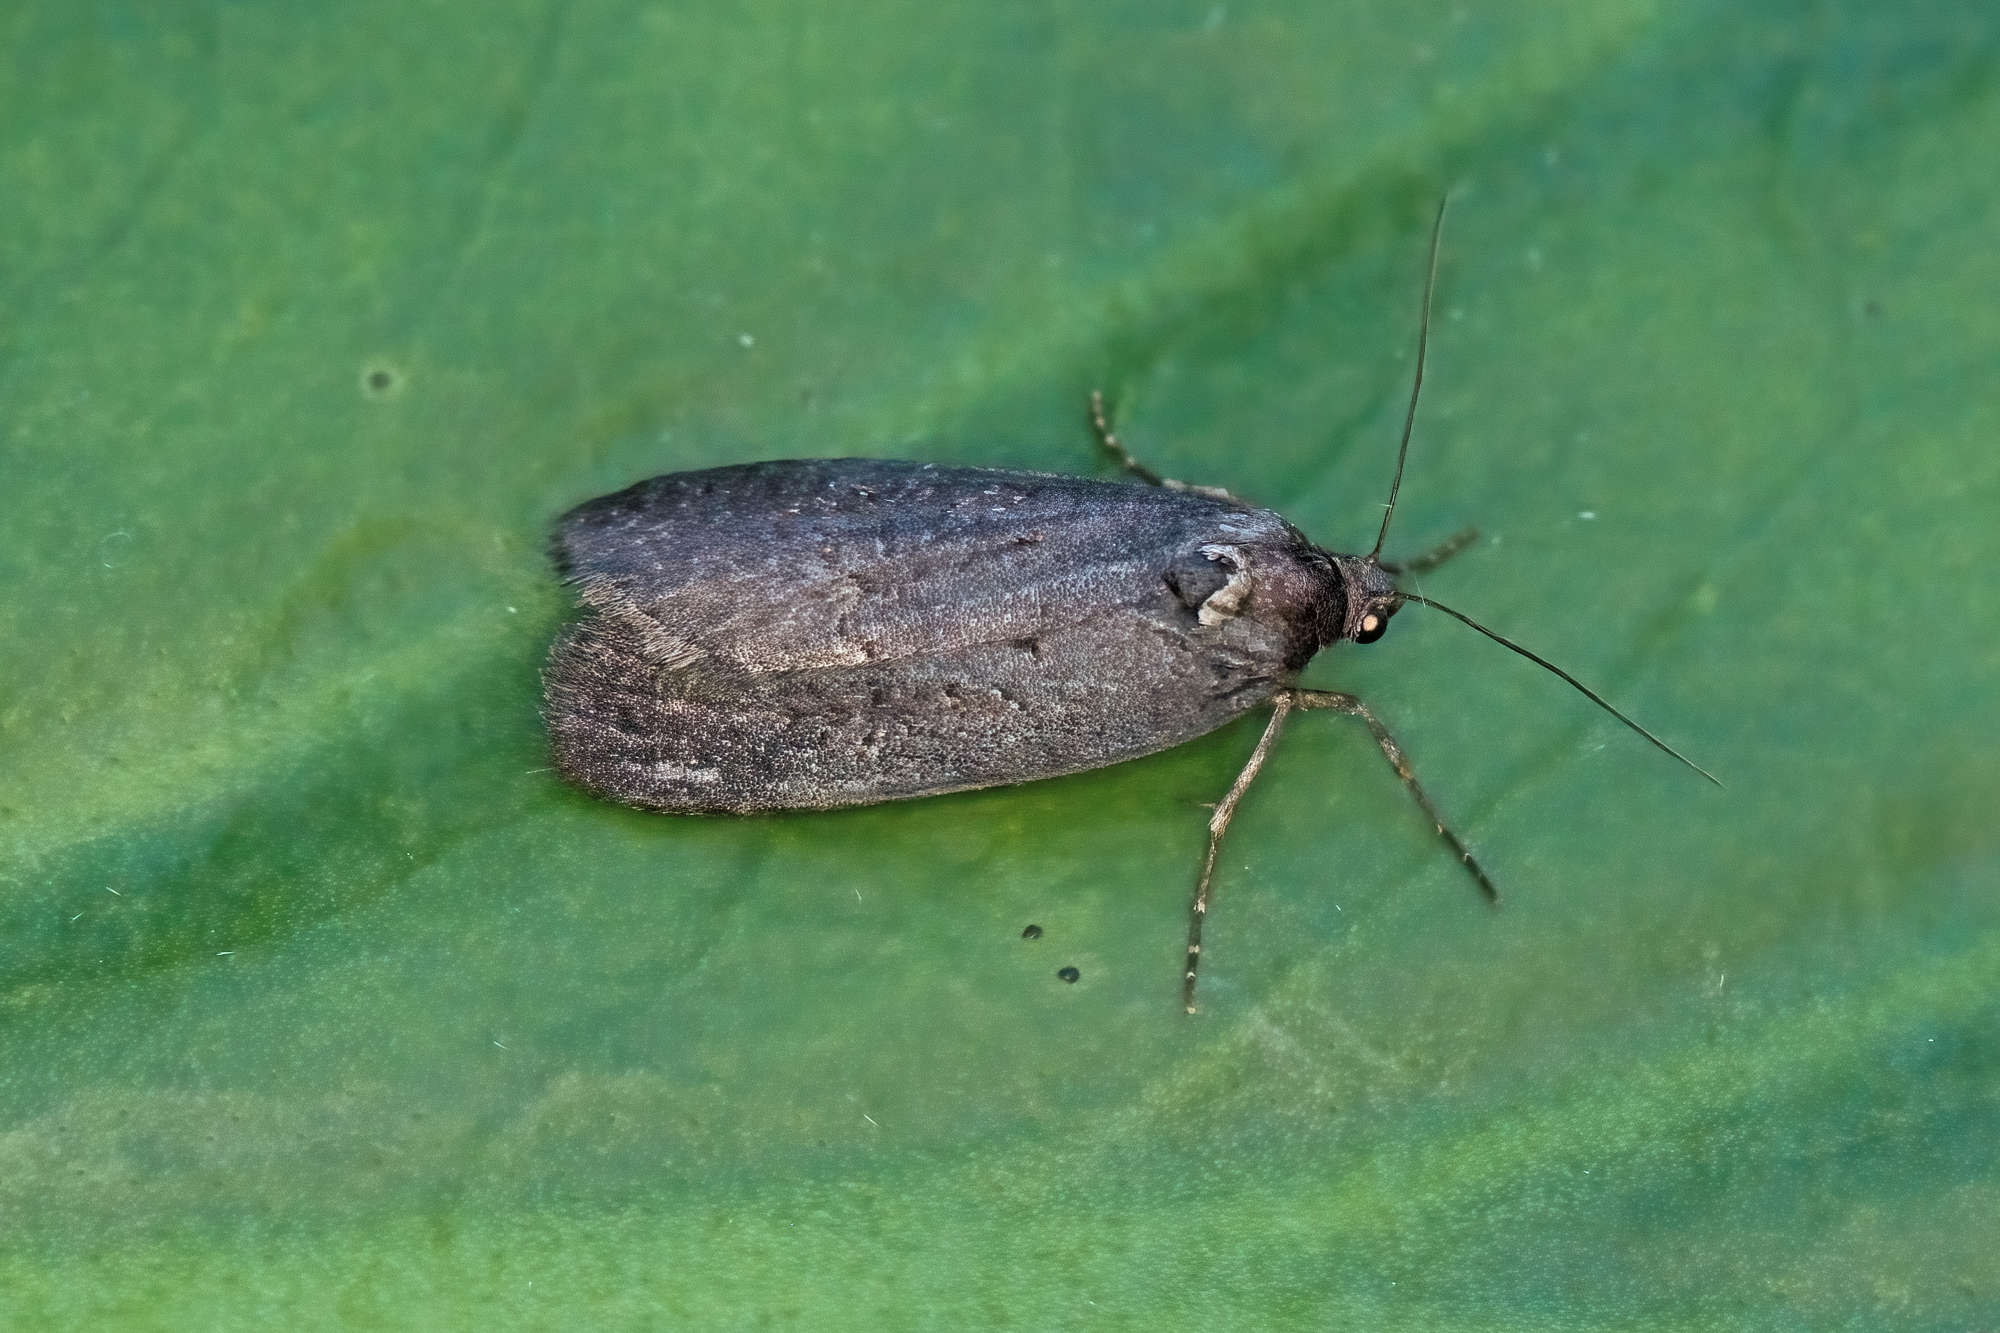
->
<box><xmin>1183</xmin><ymin>694</ymin><xmax>1295</xmax><ymax>1013</ymax></box>
<box><xmin>1087</xmin><ymin>391</ymin><xmax>1239</xmax><ymax>502</ymax></box>
<box><xmin>1378</xmin><ymin>527</ymin><xmax>1479</xmax><ymax>577</ymax></box>
<box><xmin>1087</xmin><ymin>389</ymin><xmax>1167</xmax><ymax>485</ymax></box>
<box><xmin>1290</xmin><ymin>689</ymin><xmax>1499</xmax><ymax>903</ymax></box>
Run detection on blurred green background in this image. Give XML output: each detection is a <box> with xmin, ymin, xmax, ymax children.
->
<box><xmin>3</xmin><ymin>0</ymin><xmax>1996</xmax><ymax>1326</ymax></box>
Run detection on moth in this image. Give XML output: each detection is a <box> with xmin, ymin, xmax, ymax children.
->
<box><xmin>544</xmin><ymin>202</ymin><xmax>1712</xmax><ymax>1010</ymax></box>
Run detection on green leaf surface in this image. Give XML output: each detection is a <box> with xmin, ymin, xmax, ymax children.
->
<box><xmin>4</xmin><ymin>0</ymin><xmax>1997</xmax><ymax>1326</ymax></box>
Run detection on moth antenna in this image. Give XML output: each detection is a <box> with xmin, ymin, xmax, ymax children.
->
<box><xmin>1402</xmin><ymin>593</ymin><xmax>1721</xmax><ymax>787</ymax></box>
<box><xmin>1370</xmin><ymin>195</ymin><xmax>1450</xmax><ymax>564</ymax></box>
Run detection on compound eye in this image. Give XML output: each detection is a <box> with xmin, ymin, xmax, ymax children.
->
<box><xmin>1354</xmin><ymin>609</ymin><xmax>1390</xmax><ymax>644</ymax></box>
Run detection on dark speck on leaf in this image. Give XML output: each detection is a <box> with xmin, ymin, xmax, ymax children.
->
<box><xmin>1020</xmin><ymin>923</ymin><xmax>1042</xmax><ymax>940</ymax></box>
<box><xmin>1057</xmin><ymin>966</ymin><xmax>1080</xmax><ymax>984</ymax></box>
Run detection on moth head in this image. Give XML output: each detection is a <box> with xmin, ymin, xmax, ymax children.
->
<box><xmin>1327</xmin><ymin>552</ymin><xmax>1405</xmax><ymax>646</ymax></box>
